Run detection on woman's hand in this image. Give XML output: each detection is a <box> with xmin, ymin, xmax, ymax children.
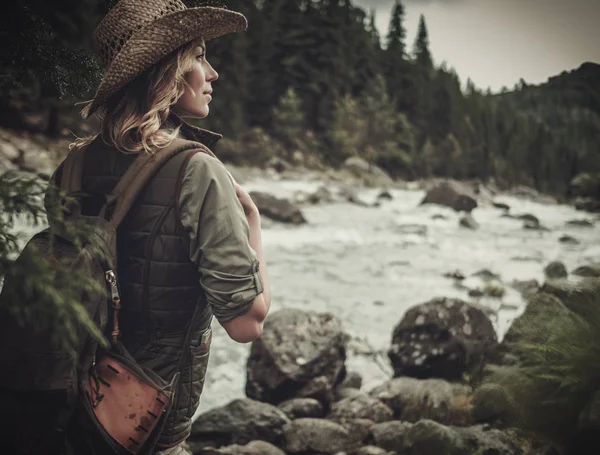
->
<box><xmin>234</xmin><ymin>183</ymin><xmax>259</xmax><ymax>224</ymax></box>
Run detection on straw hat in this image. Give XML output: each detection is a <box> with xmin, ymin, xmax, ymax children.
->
<box><xmin>80</xmin><ymin>0</ymin><xmax>247</xmax><ymax>119</ymax></box>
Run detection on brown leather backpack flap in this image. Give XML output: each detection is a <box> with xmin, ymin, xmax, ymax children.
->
<box><xmin>86</xmin><ymin>356</ymin><xmax>170</xmax><ymax>454</ymax></box>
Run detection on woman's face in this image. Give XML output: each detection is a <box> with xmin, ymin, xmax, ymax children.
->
<box><xmin>173</xmin><ymin>41</ymin><xmax>218</xmax><ymax>119</ymax></box>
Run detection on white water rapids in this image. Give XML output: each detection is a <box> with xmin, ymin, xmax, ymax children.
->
<box><xmin>199</xmin><ymin>177</ymin><xmax>599</xmax><ymax>416</ymax></box>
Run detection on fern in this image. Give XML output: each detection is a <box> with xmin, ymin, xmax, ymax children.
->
<box><xmin>0</xmin><ymin>171</ymin><xmax>108</xmax><ymax>353</ymax></box>
<box><xmin>483</xmin><ymin>280</ymin><xmax>600</xmax><ymax>442</ymax></box>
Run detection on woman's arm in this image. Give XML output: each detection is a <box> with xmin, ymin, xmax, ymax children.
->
<box><xmin>220</xmin><ymin>184</ymin><xmax>271</xmax><ymax>343</ymax></box>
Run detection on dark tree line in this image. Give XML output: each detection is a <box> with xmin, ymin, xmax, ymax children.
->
<box><xmin>1</xmin><ymin>0</ymin><xmax>599</xmax><ymax>196</ymax></box>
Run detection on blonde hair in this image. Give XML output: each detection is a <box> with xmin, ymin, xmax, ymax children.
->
<box><xmin>71</xmin><ymin>38</ymin><xmax>204</xmax><ymax>155</ymax></box>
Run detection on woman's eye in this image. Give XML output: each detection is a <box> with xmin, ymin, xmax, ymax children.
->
<box><xmin>197</xmin><ymin>54</ymin><xmax>205</xmax><ymax>61</ymax></box>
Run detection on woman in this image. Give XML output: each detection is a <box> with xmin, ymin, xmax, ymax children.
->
<box><xmin>50</xmin><ymin>0</ymin><xmax>271</xmax><ymax>454</ymax></box>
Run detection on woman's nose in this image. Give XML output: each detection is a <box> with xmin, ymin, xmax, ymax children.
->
<box><xmin>206</xmin><ymin>62</ymin><xmax>219</xmax><ymax>82</ymax></box>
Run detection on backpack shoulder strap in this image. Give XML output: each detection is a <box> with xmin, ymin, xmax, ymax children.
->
<box><xmin>107</xmin><ymin>138</ymin><xmax>212</xmax><ymax>229</ymax></box>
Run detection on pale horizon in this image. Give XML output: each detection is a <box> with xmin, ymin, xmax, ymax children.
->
<box><xmin>352</xmin><ymin>0</ymin><xmax>600</xmax><ymax>92</ymax></box>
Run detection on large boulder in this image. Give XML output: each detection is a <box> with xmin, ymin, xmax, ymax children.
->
<box><xmin>343</xmin><ymin>156</ymin><xmax>394</xmax><ymax>187</ymax></box>
<box><xmin>245</xmin><ymin>309</ymin><xmax>347</xmax><ymax>407</ymax></box>
<box><xmin>420</xmin><ymin>180</ymin><xmax>477</xmax><ymax>213</ymax></box>
<box><xmin>248</xmin><ymin>191</ymin><xmax>307</xmax><ymax>224</ymax></box>
<box><xmin>387</xmin><ymin>297</ymin><xmax>497</xmax><ymax>381</ymax></box>
<box><xmin>188</xmin><ymin>398</ymin><xmax>290</xmax><ymax>450</ymax></box>
<box><xmin>369</xmin><ymin>377</ymin><xmax>472</xmax><ymax>426</ymax></box>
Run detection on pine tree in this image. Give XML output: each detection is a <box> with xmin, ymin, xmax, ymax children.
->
<box><xmin>412</xmin><ymin>14</ymin><xmax>433</xmax><ymax>70</ymax></box>
<box><xmin>366</xmin><ymin>9</ymin><xmax>380</xmax><ymax>48</ymax></box>
<box><xmin>386</xmin><ymin>0</ymin><xmax>406</xmax><ymax>57</ymax></box>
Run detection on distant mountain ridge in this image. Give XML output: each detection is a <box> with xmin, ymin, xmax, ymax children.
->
<box><xmin>498</xmin><ymin>61</ymin><xmax>600</xmax><ymax>115</ymax></box>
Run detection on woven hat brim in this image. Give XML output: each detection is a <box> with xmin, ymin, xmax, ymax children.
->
<box><xmin>81</xmin><ymin>7</ymin><xmax>247</xmax><ymax>119</ymax></box>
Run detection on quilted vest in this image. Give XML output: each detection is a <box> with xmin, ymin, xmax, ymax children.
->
<box><xmin>78</xmin><ymin>122</ymin><xmax>222</xmax><ymax>447</ymax></box>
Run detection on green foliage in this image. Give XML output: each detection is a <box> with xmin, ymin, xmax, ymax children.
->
<box><xmin>0</xmin><ymin>171</ymin><xmax>108</xmax><ymax>353</ymax></box>
<box><xmin>326</xmin><ymin>94</ymin><xmax>366</xmax><ymax>164</ymax></box>
<box><xmin>483</xmin><ymin>284</ymin><xmax>506</xmax><ymax>299</ymax></box>
<box><xmin>483</xmin><ymin>281</ymin><xmax>600</xmax><ymax>442</ymax></box>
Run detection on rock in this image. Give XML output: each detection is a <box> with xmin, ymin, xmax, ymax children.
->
<box><xmin>493</xmin><ymin>201</ymin><xmax>510</xmax><ymax>211</ymax></box>
<box><xmin>367</xmin><ymin>420</ymin><xmax>413</xmax><ymax>452</ymax></box>
<box><xmin>339</xmin><ymin>371</ymin><xmax>363</xmax><ymax>390</ymax></box>
<box><xmin>574</xmin><ymin>197</ymin><xmax>600</xmax><ymax>213</ymax></box>
<box><xmin>295</xmin><ymin>375</ymin><xmax>336</xmax><ymax>405</ymax></box>
<box><xmin>539</xmin><ymin>278</ymin><xmax>600</xmax><ymax>313</ymax></box>
<box><xmin>443</xmin><ymin>270</ymin><xmax>465</xmax><ymax>281</ymax></box>
<box><xmin>248</xmin><ymin>191</ymin><xmax>307</xmax><ymax>224</ymax></box>
<box><xmin>544</xmin><ymin>261</ymin><xmax>568</xmax><ymax>279</ymax></box>
<box><xmin>245</xmin><ymin>309</ymin><xmax>346</xmax><ymax>407</ymax></box>
<box><xmin>471</xmin><ymin>383</ymin><xmax>517</xmax><ymax>424</ymax></box>
<box><xmin>566</xmin><ymin>219</ymin><xmax>594</xmax><ymax>228</ymax></box>
<box><xmin>420</xmin><ymin>180</ymin><xmax>477</xmax><ymax>213</ymax></box>
<box><xmin>403</xmin><ymin>419</ymin><xmax>463</xmax><ymax>455</ymax></box>
<box><xmin>570</xmin><ymin>172</ymin><xmax>600</xmax><ymax>199</ymax></box>
<box><xmin>572</xmin><ymin>263</ymin><xmax>600</xmax><ymax>277</ymax></box>
<box><xmin>196</xmin><ymin>440</ymin><xmax>287</xmax><ymax>455</ymax></box>
<box><xmin>500</xmin><ymin>292</ymin><xmax>570</xmax><ymax>359</ymax></box>
<box><xmin>510</xmin><ymin>279</ymin><xmax>539</xmax><ymax>299</ymax></box>
<box><xmin>523</xmin><ymin>218</ymin><xmax>549</xmax><ymax>231</ymax></box>
<box><xmin>339</xmin><ymin>418</ymin><xmax>376</xmax><ymax>446</ymax></box>
<box><xmin>468</xmin><ymin>289</ymin><xmax>484</xmax><ymax>298</ymax></box>
<box><xmin>343</xmin><ymin>157</ymin><xmax>393</xmax><ymax>187</ymax></box>
<box><xmin>308</xmin><ymin>185</ymin><xmax>334</xmax><ymax>204</ymax></box>
<box><xmin>459</xmin><ymin>214</ymin><xmax>479</xmax><ymax>229</ymax></box>
<box><xmin>387</xmin><ymin>297</ymin><xmax>497</xmax><ymax>381</ymax></box>
<box><xmin>472</xmin><ymin>269</ymin><xmax>501</xmax><ymax>281</ymax></box>
<box><xmin>189</xmin><ymin>398</ymin><xmax>290</xmax><ymax>449</ymax></box>
<box><xmin>283</xmin><ymin>418</ymin><xmax>354</xmax><ymax>454</ymax></box>
<box><xmin>369</xmin><ymin>377</ymin><xmax>472</xmax><ymax>426</ymax></box>
<box><xmin>338</xmin><ymin>185</ymin><xmax>372</xmax><ymax>207</ymax></box>
<box><xmin>559</xmin><ymin>235</ymin><xmax>580</xmax><ymax>245</ymax></box>
<box><xmin>277</xmin><ymin>398</ymin><xmax>325</xmax><ymax>419</ymax></box>
<box><xmin>351</xmin><ymin>445</ymin><xmax>389</xmax><ymax>455</ymax></box>
<box><xmin>377</xmin><ymin>189</ymin><xmax>393</xmax><ymax>200</ymax></box>
<box><xmin>508</xmin><ymin>186</ymin><xmax>557</xmax><ymax>205</ymax></box>
<box><xmin>328</xmin><ymin>393</ymin><xmax>394</xmax><ymax>423</ymax></box>
<box><xmin>454</xmin><ymin>425</ymin><xmax>523</xmax><ymax>455</ymax></box>
<box><xmin>334</xmin><ymin>388</ymin><xmax>364</xmax><ymax>402</ymax></box>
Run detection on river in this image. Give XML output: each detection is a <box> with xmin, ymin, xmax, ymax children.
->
<box><xmin>198</xmin><ymin>177</ymin><xmax>599</xmax><ymax>416</ymax></box>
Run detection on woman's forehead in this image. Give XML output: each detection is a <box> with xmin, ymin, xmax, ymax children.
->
<box><xmin>192</xmin><ymin>38</ymin><xmax>206</xmax><ymax>50</ymax></box>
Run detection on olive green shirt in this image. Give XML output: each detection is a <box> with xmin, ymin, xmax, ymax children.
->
<box><xmin>178</xmin><ymin>152</ymin><xmax>263</xmax><ymax>323</ymax></box>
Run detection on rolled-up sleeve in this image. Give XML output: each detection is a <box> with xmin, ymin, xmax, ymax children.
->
<box><xmin>178</xmin><ymin>152</ymin><xmax>263</xmax><ymax>323</ymax></box>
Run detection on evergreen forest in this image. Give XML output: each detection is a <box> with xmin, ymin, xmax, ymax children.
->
<box><xmin>1</xmin><ymin>0</ymin><xmax>599</xmax><ymax>198</ymax></box>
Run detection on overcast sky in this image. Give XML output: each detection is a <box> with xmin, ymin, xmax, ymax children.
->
<box><xmin>351</xmin><ymin>0</ymin><xmax>600</xmax><ymax>92</ymax></box>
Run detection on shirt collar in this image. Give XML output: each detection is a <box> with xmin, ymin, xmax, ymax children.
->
<box><xmin>165</xmin><ymin>112</ymin><xmax>223</xmax><ymax>150</ymax></box>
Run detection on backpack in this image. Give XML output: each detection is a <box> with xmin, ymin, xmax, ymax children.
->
<box><xmin>0</xmin><ymin>137</ymin><xmax>208</xmax><ymax>455</ymax></box>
